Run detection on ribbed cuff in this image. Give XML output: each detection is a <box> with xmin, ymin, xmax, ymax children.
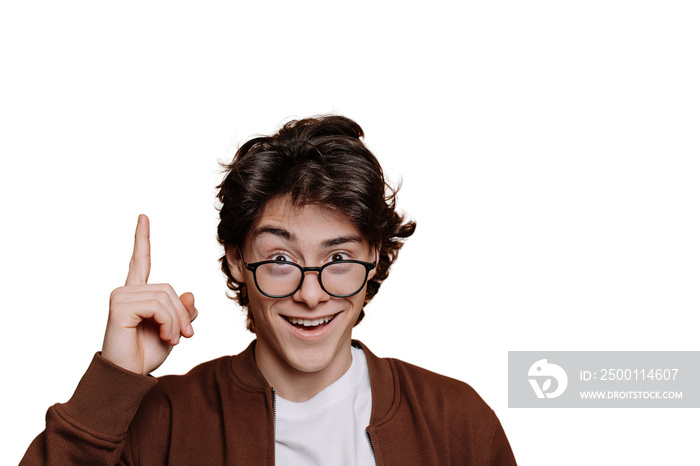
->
<box><xmin>61</xmin><ymin>352</ymin><xmax>158</xmax><ymax>437</ymax></box>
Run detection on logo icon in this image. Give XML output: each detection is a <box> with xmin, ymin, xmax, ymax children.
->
<box><xmin>528</xmin><ymin>359</ymin><xmax>568</xmax><ymax>399</ymax></box>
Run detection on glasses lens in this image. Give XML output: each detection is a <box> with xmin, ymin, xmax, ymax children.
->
<box><xmin>256</xmin><ymin>262</ymin><xmax>303</xmax><ymax>297</ymax></box>
<box><xmin>320</xmin><ymin>262</ymin><xmax>369</xmax><ymax>297</ymax></box>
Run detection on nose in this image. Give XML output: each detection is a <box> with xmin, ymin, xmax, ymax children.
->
<box><xmin>292</xmin><ymin>271</ymin><xmax>330</xmax><ymax>308</ymax></box>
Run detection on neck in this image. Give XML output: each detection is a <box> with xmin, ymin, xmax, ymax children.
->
<box><xmin>254</xmin><ymin>340</ymin><xmax>353</xmax><ymax>402</ymax></box>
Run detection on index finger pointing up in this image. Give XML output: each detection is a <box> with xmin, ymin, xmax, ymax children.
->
<box><xmin>126</xmin><ymin>214</ymin><xmax>151</xmax><ymax>286</ymax></box>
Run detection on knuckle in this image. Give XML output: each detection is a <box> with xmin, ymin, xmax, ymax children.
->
<box><xmin>148</xmin><ymin>298</ymin><xmax>168</xmax><ymax>313</ymax></box>
<box><xmin>109</xmin><ymin>287</ymin><xmax>125</xmax><ymax>302</ymax></box>
<box><xmin>149</xmin><ymin>302</ymin><xmax>173</xmax><ymax>325</ymax></box>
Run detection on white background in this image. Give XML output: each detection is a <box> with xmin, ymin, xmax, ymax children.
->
<box><xmin>2</xmin><ymin>1</ymin><xmax>699</xmax><ymax>465</ymax></box>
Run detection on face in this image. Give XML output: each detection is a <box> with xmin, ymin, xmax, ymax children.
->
<box><xmin>226</xmin><ymin>196</ymin><xmax>376</xmax><ymax>386</ymax></box>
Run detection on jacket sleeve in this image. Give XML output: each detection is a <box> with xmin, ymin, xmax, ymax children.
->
<box><xmin>20</xmin><ymin>353</ymin><xmax>157</xmax><ymax>466</ymax></box>
<box><xmin>488</xmin><ymin>415</ymin><xmax>517</xmax><ymax>466</ymax></box>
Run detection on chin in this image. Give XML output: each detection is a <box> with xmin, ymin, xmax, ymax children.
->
<box><xmin>281</xmin><ymin>333</ymin><xmax>346</xmax><ymax>372</ymax></box>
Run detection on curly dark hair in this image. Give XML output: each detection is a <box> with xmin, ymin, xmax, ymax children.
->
<box><xmin>217</xmin><ymin>115</ymin><xmax>416</xmax><ymax>332</ymax></box>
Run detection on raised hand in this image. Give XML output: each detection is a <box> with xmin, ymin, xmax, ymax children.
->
<box><xmin>101</xmin><ymin>215</ymin><xmax>197</xmax><ymax>375</ymax></box>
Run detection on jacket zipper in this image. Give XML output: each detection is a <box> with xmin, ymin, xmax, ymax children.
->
<box><xmin>272</xmin><ymin>387</ymin><xmax>277</xmax><ymax>465</ymax></box>
<box><xmin>366</xmin><ymin>429</ymin><xmax>377</xmax><ymax>464</ymax></box>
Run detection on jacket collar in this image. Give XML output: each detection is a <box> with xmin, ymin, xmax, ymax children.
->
<box><xmin>228</xmin><ymin>339</ymin><xmax>396</xmax><ymax>423</ymax></box>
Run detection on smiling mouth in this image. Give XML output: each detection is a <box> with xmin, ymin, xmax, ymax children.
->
<box><xmin>284</xmin><ymin>313</ymin><xmax>339</xmax><ymax>330</ymax></box>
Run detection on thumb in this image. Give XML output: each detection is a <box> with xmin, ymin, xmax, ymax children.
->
<box><xmin>125</xmin><ymin>214</ymin><xmax>151</xmax><ymax>286</ymax></box>
<box><xmin>180</xmin><ymin>291</ymin><xmax>198</xmax><ymax>323</ymax></box>
<box><xmin>180</xmin><ymin>291</ymin><xmax>195</xmax><ymax>311</ymax></box>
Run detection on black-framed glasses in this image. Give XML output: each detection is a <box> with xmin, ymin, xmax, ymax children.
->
<box><xmin>241</xmin><ymin>252</ymin><xmax>377</xmax><ymax>299</ymax></box>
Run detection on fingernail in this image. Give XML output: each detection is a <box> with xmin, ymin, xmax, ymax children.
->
<box><xmin>187</xmin><ymin>324</ymin><xmax>194</xmax><ymax>336</ymax></box>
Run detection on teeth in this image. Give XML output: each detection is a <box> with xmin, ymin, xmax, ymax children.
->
<box><xmin>287</xmin><ymin>315</ymin><xmax>334</xmax><ymax>327</ymax></box>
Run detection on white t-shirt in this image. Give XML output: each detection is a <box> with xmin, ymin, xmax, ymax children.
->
<box><xmin>274</xmin><ymin>346</ymin><xmax>375</xmax><ymax>465</ymax></box>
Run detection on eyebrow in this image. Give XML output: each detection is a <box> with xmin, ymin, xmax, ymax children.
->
<box><xmin>252</xmin><ymin>226</ymin><xmax>363</xmax><ymax>249</ymax></box>
<box><xmin>252</xmin><ymin>226</ymin><xmax>297</xmax><ymax>242</ymax></box>
<box><xmin>320</xmin><ymin>235</ymin><xmax>363</xmax><ymax>248</ymax></box>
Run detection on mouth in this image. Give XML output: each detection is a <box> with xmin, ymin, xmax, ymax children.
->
<box><xmin>283</xmin><ymin>312</ymin><xmax>340</xmax><ymax>332</ymax></box>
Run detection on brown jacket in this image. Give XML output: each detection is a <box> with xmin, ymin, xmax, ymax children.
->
<box><xmin>22</xmin><ymin>341</ymin><xmax>516</xmax><ymax>465</ymax></box>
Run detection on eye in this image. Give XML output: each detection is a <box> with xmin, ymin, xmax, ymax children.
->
<box><xmin>265</xmin><ymin>251</ymin><xmax>294</xmax><ymax>262</ymax></box>
<box><xmin>330</xmin><ymin>252</ymin><xmax>348</xmax><ymax>262</ymax></box>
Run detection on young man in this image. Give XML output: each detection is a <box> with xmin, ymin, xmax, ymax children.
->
<box><xmin>23</xmin><ymin>116</ymin><xmax>516</xmax><ymax>465</ymax></box>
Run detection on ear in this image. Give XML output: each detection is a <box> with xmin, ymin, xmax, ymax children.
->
<box><xmin>225</xmin><ymin>246</ymin><xmax>247</xmax><ymax>283</ymax></box>
<box><xmin>367</xmin><ymin>244</ymin><xmax>380</xmax><ymax>280</ymax></box>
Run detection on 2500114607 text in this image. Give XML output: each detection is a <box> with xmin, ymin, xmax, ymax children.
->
<box><xmin>580</xmin><ymin>369</ymin><xmax>679</xmax><ymax>382</ymax></box>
